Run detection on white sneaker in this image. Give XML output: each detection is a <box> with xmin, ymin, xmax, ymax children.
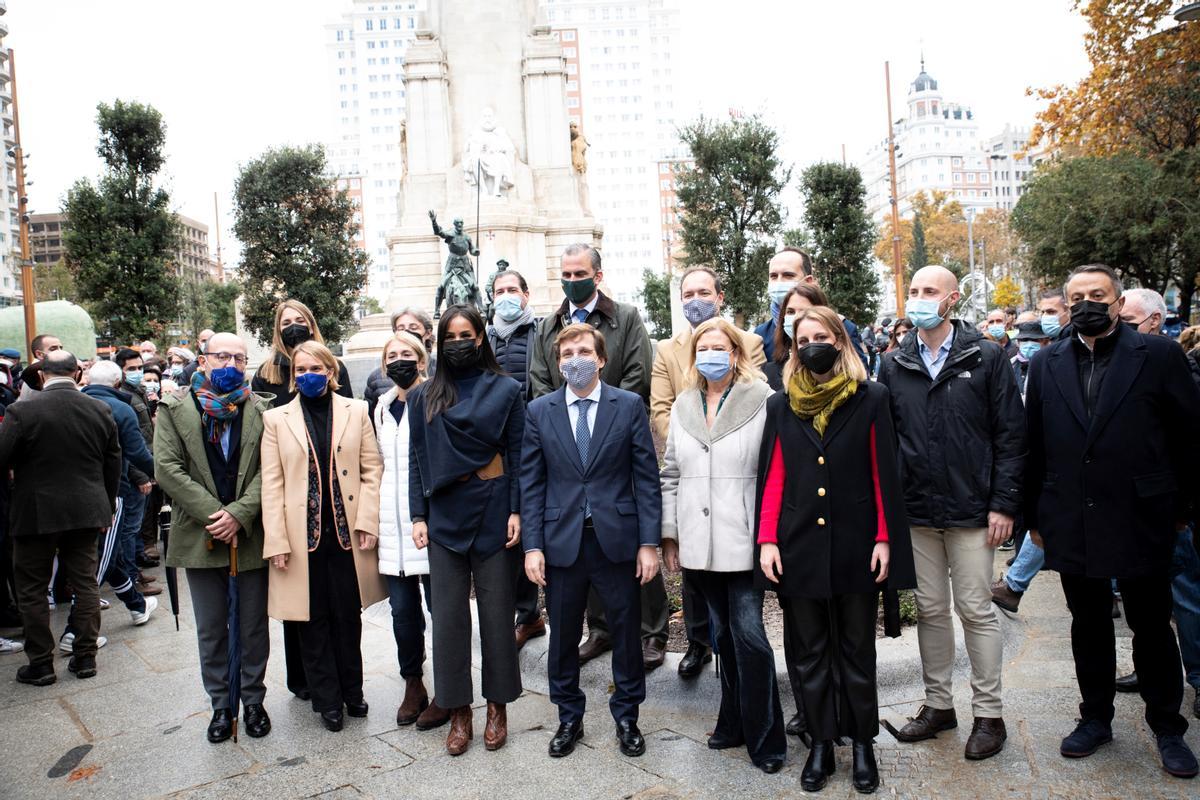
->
<box><xmin>58</xmin><ymin>632</ymin><xmax>109</xmax><ymax>654</ymax></box>
<box><xmin>130</xmin><ymin>596</ymin><xmax>157</xmax><ymax>626</ymax></box>
<box><xmin>0</xmin><ymin>636</ymin><xmax>24</xmax><ymax>654</ymax></box>
<box><xmin>99</xmin><ymin>598</ymin><xmax>111</xmax><ymax>610</ymax></box>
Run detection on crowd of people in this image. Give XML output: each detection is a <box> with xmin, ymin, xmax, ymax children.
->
<box><xmin>0</xmin><ymin>244</ymin><xmax>1198</xmax><ymax>794</ymax></box>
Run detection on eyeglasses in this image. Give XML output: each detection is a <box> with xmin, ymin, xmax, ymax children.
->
<box><xmin>205</xmin><ymin>352</ymin><xmax>248</xmax><ymax>366</ymax></box>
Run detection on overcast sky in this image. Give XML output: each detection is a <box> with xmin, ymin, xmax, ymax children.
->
<box><xmin>8</xmin><ymin>0</ymin><xmax>1090</xmax><ymax>264</ymax></box>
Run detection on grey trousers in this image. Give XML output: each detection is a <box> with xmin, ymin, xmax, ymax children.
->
<box><xmin>428</xmin><ymin>541</ymin><xmax>522</xmax><ymax>708</ymax></box>
<box><xmin>186</xmin><ymin>566</ymin><xmax>270</xmax><ymax>710</ymax></box>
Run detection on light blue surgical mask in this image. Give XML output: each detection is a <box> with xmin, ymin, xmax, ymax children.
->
<box><xmin>987</xmin><ymin>324</ymin><xmax>1006</xmax><ymax>340</ymax></box>
<box><xmin>1018</xmin><ymin>341</ymin><xmax>1042</xmax><ymax>361</ymax></box>
<box><xmin>124</xmin><ymin>370</ymin><xmax>144</xmax><ymax>387</ymax></box>
<box><xmin>493</xmin><ymin>295</ymin><xmax>525</xmax><ymax>323</ymax></box>
<box><xmin>695</xmin><ymin>350</ymin><xmax>732</xmax><ymax>382</ymax></box>
<box><xmin>768</xmin><ymin>281</ymin><xmax>797</xmax><ymax>308</ymax></box>
<box><xmin>782</xmin><ymin>313</ymin><xmax>798</xmax><ymax>340</ymax></box>
<box><xmin>1040</xmin><ymin>315</ymin><xmax>1062</xmax><ymax>338</ymax></box>
<box><xmin>905</xmin><ymin>297</ymin><xmax>946</xmax><ymax>330</ymax></box>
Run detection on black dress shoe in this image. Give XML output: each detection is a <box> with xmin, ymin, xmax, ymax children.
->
<box><xmin>321</xmin><ymin>709</ymin><xmax>345</xmax><ymax>732</ymax></box>
<box><xmin>786</xmin><ymin>711</ymin><xmax>806</xmax><ymax>737</ymax></box>
<box><xmin>801</xmin><ymin>739</ymin><xmax>836</xmax><ymax>792</ymax></box>
<box><xmin>677</xmin><ymin>641</ymin><xmax>712</xmax><ymax>679</ymax></box>
<box><xmin>135</xmin><ymin>554</ymin><xmax>160</xmax><ymax>569</ymax></box>
<box><xmin>759</xmin><ymin>757</ymin><xmax>784</xmax><ymax>774</ymax></box>
<box><xmin>548</xmin><ymin>720</ymin><xmax>584</xmax><ymax>757</ymax></box>
<box><xmin>1158</xmin><ymin>733</ymin><xmax>1200</xmax><ymax>778</ymax></box>
<box><xmin>706</xmin><ymin>731</ymin><xmax>745</xmax><ymax>750</ymax></box>
<box><xmin>1114</xmin><ymin>672</ymin><xmax>1139</xmax><ymax>693</ymax></box>
<box><xmin>616</xmin><ymin>719</ymin><xmax>646</xmax><ymax>757</ymax></box>
<box><xmin>68</xmin><ymin>655</ymin><xmax>97</xmax><ymax>679</ymax></box>
<box><xmin>207</xmin><ymin>709</ymin><xmax>234</xmax><ymax>743</ymax></box>
<box><xmin>291</xmin><ymin>687</ymin><xmax>312</xmax><ymax>701</ymax></box>
<box><xmin>346</xmin><ymin>699</ymin><xmax>369</xmax><ymax>718</ymax></box>
<box><xmin>1193</xmin><ymin>688</ymin><xmax>1200</xmax><ymax>720</ymax></box>
<box><xmin>15</xmin><ymin>662</ymin><xmax>56</xmax><ymax>686</ymax></box>
<box><xmin>244</xmin><ymin>703</ymin><xmax>271</xmax><ymax>738</ymax></box>
<box><xmin>852</xmin><ymin>740</ymin><xmax>879</xmax><ymax>794</ymax></box>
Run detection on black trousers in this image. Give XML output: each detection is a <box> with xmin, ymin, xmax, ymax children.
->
<box><xmin>511</xmin><ymin>545</ymin><xmax>541</xmax><ymax>626</ymax></box>
<box><xmin>690</xmin><ymin>569</ymin><xmax>786</xmax><ymax>765</ymax></box>
<box><xmin>547</xmin><ymin>525</ymin><xmax>644</xmax><ymax>725</ymax></box>
<box><xmin>282</xmin><ymin>621</ymin><xmax>308</xmax><ymax>694</ymax></box>
<box><xmin>1059</xmin><ymin>572</ymin><xmax>1187</xmax><ymax>736</ymax></box>
<box><xmin>296</xmin><ymin>535</ymin><xmax>364</xmax><ymax>714</ymax></box>
<box><xmin>783</xmin><ymin>592</ymin><xmax>879</xmax><ymax>742</ymax></box>
<box><xmin>13</xmin><ymin>530</ymin><xmax>100</xmax><ymax>667</ymax></box>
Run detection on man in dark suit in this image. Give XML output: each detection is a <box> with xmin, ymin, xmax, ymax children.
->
<box><xmin>521</xmin><ymin>323</ymin><xmax>662</xmax><ymax>759</ymax></box>
<box><xmin>1025</xmin><ymin>264</ymin><xmax>1200</xmax><ymax>779</ymax></box>
<box><xmin>0</xmin><ymin>351</ymin><xmax>121</xmax><ymax>685</ymax></box>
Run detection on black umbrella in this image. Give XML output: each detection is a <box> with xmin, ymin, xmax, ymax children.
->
<box><xmin>226</xmin><ymin>535</ymin><xmax>242</xmax><ymax>742</ymax></box>
<box><xmin>160</xmin><ymin>505</ymin><xmax>180</xmax><ymax>631</ymax></box>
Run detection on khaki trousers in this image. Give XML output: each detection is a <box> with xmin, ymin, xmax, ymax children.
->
<box><xmin>910</xmin><ymin>526</ymin><xmax>1003</xmax><ymax>718</ymax></box>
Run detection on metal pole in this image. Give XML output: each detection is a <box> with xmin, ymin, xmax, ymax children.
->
<box><xmin>10</xmin><ymin>49</ymin><xmax>35</xmax><ymax>360</ymax></box>
<box><xmin>475</xmin><ymin>158</ymin><xmax>482</xmax><ymax>293</ymax></box>
<box><xmin>966</xmin><ymin>209</ymin><xmax>978</xmax><ymax>321</ymax></box>
<box><xmin>885</xmin><ymin>62</ymin><xmax>905</xmax><ymax>315</ymax></box>
<box><xmin>212</xmin><ymin>191</ymin><xmax>223</xmax><ymax>281</ymax></box>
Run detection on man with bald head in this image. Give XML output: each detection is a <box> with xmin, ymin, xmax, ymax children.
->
<box><xmin>154</xmin><ymin>332</ymin><xmax>275</xmax><ymax>743</ymax></box>
<box><xmin>879</xmin><ymin>265</ymin><xmax>1026</xmax><ymax>761</ymax></box>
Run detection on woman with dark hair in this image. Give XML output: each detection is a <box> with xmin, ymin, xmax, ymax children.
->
<box><xmin>886</xmin><ymin>318</ymin><xmax>913</xmax><ymax>353</ymax></box>
<box><xmin>764</xmin><ymin>284</ymin><xmax>830</xmax><ymax>391</ymax></box>
<box><xmin>408</xmin><ymin>305</ymin><xmax>525</xmax><ymax>756</ymax></box>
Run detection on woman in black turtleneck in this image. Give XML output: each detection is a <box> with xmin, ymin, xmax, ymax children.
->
<box><xmin>408</xmin><ymin>305</ymin><xmax>525</xmax><ymax>756</ymax></box>
<box><xmin>261</xmin><ymin>341</ymin><xmax>387</xmax><ymax>733</ymax></box>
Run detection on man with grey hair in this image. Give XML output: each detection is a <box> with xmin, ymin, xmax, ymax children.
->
<box><xmin>529</xmin><ymin>244</ymin><xmax>665</xmax><ymax>669</ymax></box>
<box><xmin>1120</xmin><ymin>287</ymin><xmax>1168</xmax><ymax>336</ymax></box>
<box><xmin>363</xmin><ymin>307</ymin><xmax>437</xmax><ymax>419</ymax></box>
<box><xmin>0</xmin><ymin>351</ymin><xmax>122</xmax><ymax>685</ymax></box>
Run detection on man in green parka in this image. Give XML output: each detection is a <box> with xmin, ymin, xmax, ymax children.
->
<box><xmin>154</xmin><ymin>332</ymin><xmax>273</xmax><ymax>744</ymax></box>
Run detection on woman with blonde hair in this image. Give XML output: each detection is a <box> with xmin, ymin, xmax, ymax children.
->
<box><xmin>261</xmin><ymin>340</ymin><xmax>386</xmax><ymax>732</ymax></box>
<box><xmin>372</xmin><ymin>332</ymin><xmax>436</xmax><ymax>728</ymax></box>
<box><xmin>756</xmin><ymin>306</ymin><xmax>916</xmax><ymax>793</ymax></box>
<box><xmin>659</xmin><ymin>317</ymin><xmax>786</xmax><ymax>773</ymax></box>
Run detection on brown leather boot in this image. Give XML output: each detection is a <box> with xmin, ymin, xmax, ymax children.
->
<box><xmin>484</xmin><ymin>702</ymin><xmax>508</xmax><ymax>751</ymax></box>
<box><xmin>892</xmin><ymin>705</ymin><xmax>958</xmax><ymax>742</ymax></box>
<box><xmin>446</xmin><ymin>706</ymin><xmax>473</xmax><ymax>756</ymax></box>
<box><xmin>964</xmin><ymin>717</ymin><xmax>1007</xmax><ymax>760</ymax></box>
<box><xmin>396</xmin><ymin>677</ymin><xmax>429</xmax><ymax>726</ymax></box>
<box><xmin>416</xmin><ymin>698</ymin><xmax>451</xmax><ymax>731</ymax></box>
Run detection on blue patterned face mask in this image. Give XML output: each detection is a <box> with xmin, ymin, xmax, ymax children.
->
<box><xmin>560</xmin><ymin>356</ymin><xmax>598</xmax><ymax>390</ymax></box>
<box><xmin>295</xmin><ymin>372</ymin><xmax>328</xmax><ymax>398</ymax></box>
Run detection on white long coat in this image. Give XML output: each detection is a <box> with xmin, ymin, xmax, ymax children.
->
<box><xmin>373</xmin><ymin>386</ymin><xmax>429</xmax><ymax>578</ymax></box>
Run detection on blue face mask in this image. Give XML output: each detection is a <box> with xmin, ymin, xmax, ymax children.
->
<box><xmin>1040</xmin><ymin>314</ymin><xmax>1062</xmax><ymax>337</ymax></box>
<box><xmin>905</xmin><ymin>297</ymin><xmax>946</xmax><ymax>330</ymax></box>
<box><xmin>209</xmin><ymin>366</ymin><xmax>245</xmax><ymax>394</ymax></box>
<box><xmin>124</xmin><ymin>370</ymin><xmax>144</xmax><ymax>387</ymax></box>
<box><xmin>683</xmin><ymin>298</ymin><xmax>718</xmax><ymax>327</ymax></box>
<box><xmin>295</xmin><ymin>372</ymin><xmax>329</xmax><ymax>398</ymax></box>
<box><xmin>782</xmin><ymin>313</ymin><xmax>798</xmax><ymax>340</ymax></box>
<box><xmin>695</xmin><ymin>350</ymin><xmax>732</xmax><ymax>382</ymax></box>
<box><xmin>493</xmin><ymin>294</ymin><xmax>525</xmax><ymax>323</ymax></box>
<box><xmin>1018</xmin><ymin>341</ymin><xmax>1042</xmax><ymax>361</ymax></box>
<box><xmin>767</xmin><ymin>281</ymin><xmax>796</xmax><ymax>308</ymax></box>
<box><xmin>987</xmin><ymin>324</ymin><xmax>1006</xmax><ymax>340</ymax></box>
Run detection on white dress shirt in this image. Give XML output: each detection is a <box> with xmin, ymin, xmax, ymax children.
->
<box><xmin>565</xmin><ymin>380</ymin><xmax>602</xmax><ymax>440</ymax></box>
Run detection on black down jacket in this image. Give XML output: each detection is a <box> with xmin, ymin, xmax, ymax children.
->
<box><xmin>878</xmin><ymin>319</ymin><xmax>1026</xmax><ymax>529</ymax></box>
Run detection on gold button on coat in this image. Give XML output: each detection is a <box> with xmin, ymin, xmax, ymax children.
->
<box><xmin>818</xmin><ymin>488</ymin><xmax>826</xmax><ymax>497</ymax></box>
<box><xmin>817</xmin><ymin>517</ymin><xmax>826</xmax><ymax>526</ymax></box>
<box><xmin>818</xmin><ymin>456</ymin><xmax>825</xmax><ymax>465</ymax></box>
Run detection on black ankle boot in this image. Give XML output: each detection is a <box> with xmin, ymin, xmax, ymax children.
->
<box><xmin>852</xmin><ymin>740</ymin><xmax>879</xmax><ymax>794</ymax></box>
<box><xmin>801</xmin><ymin>739</ymin><xmax>836</xmax><ymax>792</ymax></box>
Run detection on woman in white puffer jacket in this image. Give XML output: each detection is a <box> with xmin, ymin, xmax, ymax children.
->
<box><xmin>374</xmin><ymin>332</ymin><xmax>433</xmax><ymax>727</ymax></box>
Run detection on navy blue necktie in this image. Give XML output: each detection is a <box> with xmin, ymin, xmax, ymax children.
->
<box><xmin>575</xmin><ymin>398</ymin><xmax>592</xmax><ymax>517</ymax></box>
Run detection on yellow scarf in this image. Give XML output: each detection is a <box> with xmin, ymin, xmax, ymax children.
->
<box><xmin>787</xmin><ymin>370</ymin><xmax>858</xmax><ymax>437</ymax></box>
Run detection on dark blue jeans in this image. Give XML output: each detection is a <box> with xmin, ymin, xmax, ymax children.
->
<box><xmin>689</xmin><ymin>569</ymin><xmax>787</xmax><ymax>766</ymax></box>
<box><xmin>386</xmin><ymin>573</ymin><xmax>432</xmax><ymax>679</ymax></box>
<box><xmin>1171</xmin><ymin>526</ymin><xmax>1200</xmax><ymax>690</ymax></box>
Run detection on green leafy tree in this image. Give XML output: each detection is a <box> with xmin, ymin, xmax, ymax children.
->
<box><xmin>35</xmin><ymin>259</ymin><xmax>80</xmax><ymax>303</ymax></box>
<box><xmin>799</xmin><ymin>162</ymin><xmax>880</xmax><ymax>325</ymax></box>
<box><xmin>1011</xmin><ymin>151</ymin><xmax>1199</xmax><ymax>320</ymax></box>
<box><xmin>675</xmin><ymin>115</ymin><xmax>790</xmax><ymax>327</ymax></box>
<box><xmin>180</xmin><ymin>278</ymin><xmax>241</xmax><ymax>344</ymax></box>
<box><xmin>63</xmin><ymin>100</ymin><xmax>181</xmax><ymax>341</ymax></box>
<box><xmin>639</xmin><ymin>268</ymin><xmax>673</xmax><ymax>340</ymax></box>
<box><xmin>910</xmin><ymin>213</ymin><xmax>929</xmax><ymax>271</ymax></box>
<box><xmin>359</xmin><ymin>297</ymin><xmax>384</xmax><ymax>316</ymax></box>
<box><xmin>233</xmin><ymin>145</ymin><xmax>369</xmax><ymax>346</ymax></box>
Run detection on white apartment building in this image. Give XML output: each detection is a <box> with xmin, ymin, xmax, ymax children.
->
<box><xmin>0</xmin><ymin>2</ymin><xmax>21</xmax><ymax>307</ymax></box>
<box><xmin>860</xmin><ymin>62</ymin><xmax>1033</xmax><ymax>225</ymax></box>
<box><xmin>545</xmin><ymin>0</ymin><xmax>684</xmax><ymax>306</ymax></box>
<box><xmin>323</xmin><ymin>1</ymin><xmax>427</xmax><ymax>302</ymax></box>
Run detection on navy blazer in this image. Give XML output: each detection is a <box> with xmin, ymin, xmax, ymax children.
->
<box><xmin>1025</xmin><ymin>324</ymin><xmax>1200</xmax><ymax>578</ymax></box>
<box><xmin>521</xmin><ymin>382</ymin><xmax>662</xmax><ymax>567</ymax></box>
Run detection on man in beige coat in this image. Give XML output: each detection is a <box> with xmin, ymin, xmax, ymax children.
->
<box><xmin>649</xmin><ymin>266</ymin><xmax>766</xmax><ymax>679</ymax></box>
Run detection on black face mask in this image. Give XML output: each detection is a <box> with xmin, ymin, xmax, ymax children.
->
<box><xmin>798</xmin><ymin>342</ymin><xmax>840</xmax><ymax>375</ymax></box>
<box><xmin>386</xmin><ymin>358</ymin><xmax>420</xmax><ymax>389</ymax></box>
<box><xmin>1069</xmin><ymin>300</ymin><xmax>1114</xmax><ymax>337</ymax></box>
<box><xmin>281</xmin><ymin>323</ymin><xmax>312</xmax><ymax>349</ymax></box>
<box><xmin>442</xmin><ymin>339</ymin><xmax>480</xmax><ymax>369</ymax></box>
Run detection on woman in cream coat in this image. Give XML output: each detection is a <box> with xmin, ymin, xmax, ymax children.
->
<box><xmin>660</xmin><ymin>317</ymin><xmax>787</xmax><ymax>774</ymax></box>
<box><xmin>262</xmin><ymin>341</ymin><xmax>387</xmax><ymax>733</ymax></box>
<box><xmin>372</xmin><ymin>332</ymin><xmax>434</xmax><ymax>727</ymax></box>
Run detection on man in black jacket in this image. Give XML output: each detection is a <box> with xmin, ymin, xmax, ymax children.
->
<box><xmin>879</xmin><ymin>265</ymin><xmax>1025</xmax><ymax>762</ymax></box>
<box><xmin>1025</xmin><ymin>264</ymin><xmax>1200</xmax><ymax>778</ymax></box>
<box><xmin>0</xmin><ymin>352</ymin><xmax>122</xmax><ymax>685</ymax></box>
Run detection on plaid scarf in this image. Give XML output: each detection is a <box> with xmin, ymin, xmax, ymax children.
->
<box><xmin>191</xmin><ymin>371</ymin><xmax>251</xmax><ymax>444</ymax></box>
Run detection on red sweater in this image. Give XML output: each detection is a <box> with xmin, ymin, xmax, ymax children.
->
<box><xmin>758</xmin><ymin>423</ymin><xmax>890</xmax><ymax>545</ymax></box>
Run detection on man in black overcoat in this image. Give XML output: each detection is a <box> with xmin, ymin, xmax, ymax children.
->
<box><xmin>1025</xmin><ymin>264</ymin><xmax>1200</xmax><ymax>779</ymax></box>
